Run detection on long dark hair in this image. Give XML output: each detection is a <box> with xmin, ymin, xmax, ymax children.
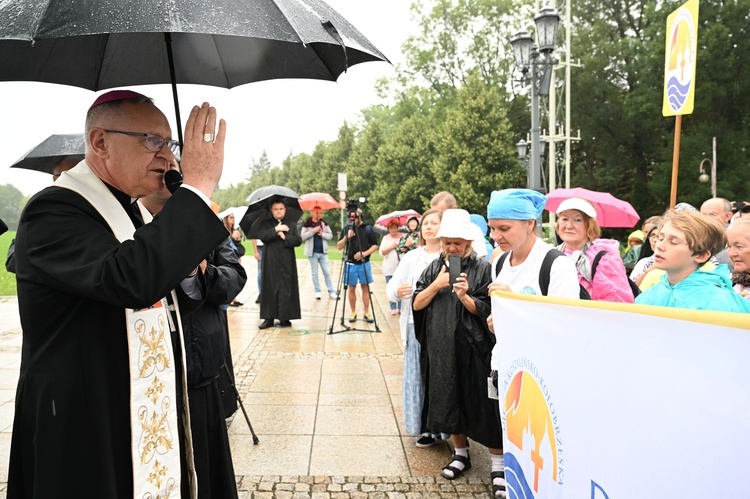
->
<box><xmin>637</xmin><ymin>227</ymin><xmax>656</xmax><ymax>261</ymax></box>
<box><xmin>637</xmin><ymin>216</ymin><xmax>662</xmax><ymax>263</ymax></box>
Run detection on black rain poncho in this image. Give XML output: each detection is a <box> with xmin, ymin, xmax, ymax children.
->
<box><xmin>413</xmin><ymin>252</ymin><xmax>502</xmax><ymax>449</ymax></box>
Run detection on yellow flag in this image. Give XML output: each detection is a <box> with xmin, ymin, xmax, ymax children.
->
<box><xmin>662</xmin><ymin>0</ymin><xmax>699</xmax><ymax>116</ymax></box>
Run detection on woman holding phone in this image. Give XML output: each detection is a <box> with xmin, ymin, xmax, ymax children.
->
<box><xmin>412</xmin><ymin>209</ymin><xmax>503</xmax><ymax>496</ymax></box>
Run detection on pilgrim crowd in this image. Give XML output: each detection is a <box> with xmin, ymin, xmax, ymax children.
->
<box><xmin>5</xmin><ymin>90</ymin><xmax>750</xmax><ymax>499</ymax></box>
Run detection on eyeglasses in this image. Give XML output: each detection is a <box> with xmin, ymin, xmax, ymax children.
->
<box><xmin>103</xmin><ymin>129</ymin><xmax>179</xmax><ymax>154</ymax></box>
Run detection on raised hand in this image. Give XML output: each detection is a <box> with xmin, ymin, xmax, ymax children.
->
<box><xmin>180</xmin><ymin>102</ymin><xmax>226</xmax><ymax>198</ymax></box>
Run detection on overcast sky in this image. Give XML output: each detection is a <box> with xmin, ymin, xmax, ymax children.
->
<box><xmin>0</xmin><ymin>0</ymin><xmax>415</xmax><ymax>197</ymax></box>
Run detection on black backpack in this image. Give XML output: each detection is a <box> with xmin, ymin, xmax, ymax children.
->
<box><xmin>495</xmin><ymin>248</ymin><xmax>591</xmax><ymax>299</ymax></box>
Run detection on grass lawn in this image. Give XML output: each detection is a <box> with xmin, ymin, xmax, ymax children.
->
<box><xmin>0</xmin><ymin>235</ymin><xmax>382</xmax><ymax>297</ymax></box>
<box><xmin>0</xmin><ymin>232</ymin><xmax>16</xmax><ymax>296</ymax></box>
<box><xmin>241</xmin><ymin>240</ymin><xmax>382</xmax><ymax>263</ymax></box>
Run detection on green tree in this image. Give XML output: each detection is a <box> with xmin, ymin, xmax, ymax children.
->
<box><xmin>0</xmin><ymin>184</ymin><xmax>24</xmax><ymax>230</ymax></box>
<box><xmin>570</xmin><ymin>0</ymin><xmax>750</xmax><ymax>219</ymax></box>
<box><xmin>246</xmin><ymin>150</ymin><xmax>273</xmax><ymax>180</ymax></box>
<box><xmin>367</xmin><ymin>108</ymin><xmax>440</xmax><ymax>217</ymax></box>
<box><xmin>403</xmin><ymin>0</ymin><xmax>527</xmax><ymax>94</ymax></box>
<box><xmin>434</xmin><ymin>73</ymin><xmax>523</xmax><ymax>214</ymax></box>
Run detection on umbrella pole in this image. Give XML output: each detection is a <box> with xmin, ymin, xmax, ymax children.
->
<box><xmin>164</xmin><ymin>33</ymin><xmax>184</xmax><ymax>149</ymax></box>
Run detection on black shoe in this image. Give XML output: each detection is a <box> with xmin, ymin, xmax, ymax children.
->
<box><xmin>416</xmin><ymin>435</ymin><xmax>443</xmax><ymax>448</ymax></box>
<box><xmin>229</xmin><ymin>300</ymin><xmax>242</xmax><ymax>307</ymax></box>
<box><xmin>259</xmin><ymin>319</ymin><xmax>274</xmax><ymax>329</ymax></box>
<box><xmin>255</xmin><ymin>295</ymin><xmax>261</xmax><ymax>304</ymax></box>
<box><xmin>279</xmin><ymin>320</ymin><xmax>292</xmax><ymax>327</ymax></box>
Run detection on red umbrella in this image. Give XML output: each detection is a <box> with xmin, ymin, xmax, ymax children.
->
<box><xmin>545</xmin><ymin>187</ymin><xmax>640</xmax><ymax>228</ymax></box>
<box><xmin>375</xmin><ymin>209</ymin><xmax>421</xmax><ymax>230</ymax></box>
<box><xmin>298</xmin><ymin>192</ymin><xmax>341</xmax><ymax>211</ymax></box>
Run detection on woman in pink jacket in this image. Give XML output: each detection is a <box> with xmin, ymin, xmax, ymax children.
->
<box><xmin>555</xmin><ymin>198</ymin><xmax>635</xmax><ymax>302</ymax></box>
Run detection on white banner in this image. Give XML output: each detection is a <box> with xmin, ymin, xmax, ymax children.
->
<box><xmin>491</xmin><ymin>292</ymin><xmax>750</xmax><ymax>499</ymax></box>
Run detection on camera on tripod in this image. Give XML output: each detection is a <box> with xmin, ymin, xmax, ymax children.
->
<box><xmin>345</xmin><ymin>197</ymin><xmax>366</xmax><ymax>231</ymax></box>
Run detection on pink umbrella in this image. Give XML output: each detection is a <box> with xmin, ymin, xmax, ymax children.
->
<box><xmin>299</xmin><ymin>192</ymin><xmax>341</xmax><ymax>211</ymax></box>
<box><xmin>545</xmin><ymin>187</ymin><xmax>640</xmax><ymax>228</ymax></box>
<box><xmin>375</xmin><ymin>209</ymin><xmax>421</xmax><ymax>232</ymax></box>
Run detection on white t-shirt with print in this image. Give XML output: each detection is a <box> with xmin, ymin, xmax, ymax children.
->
<box><xmin>490</xmin><ymin>237</ymin><xmax>579</xmax><ymax>369</ymax></box>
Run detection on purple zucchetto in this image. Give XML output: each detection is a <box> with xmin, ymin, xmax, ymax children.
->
<box><xmin>88</xmin><ymin>90</ymin><xmax>149</xmax><ymax>111</ymax></box>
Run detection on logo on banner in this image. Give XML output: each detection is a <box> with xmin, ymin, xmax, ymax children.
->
<box><xmin>503</xmin><ymin>359</ymin><xmax>563</xmax><ymax>498</ymax></box>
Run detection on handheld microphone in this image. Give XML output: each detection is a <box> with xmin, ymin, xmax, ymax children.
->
<box><xmin>164</xmin><ymin>169</ymin><xmax>183</xmax><ymax>194</ymax></box>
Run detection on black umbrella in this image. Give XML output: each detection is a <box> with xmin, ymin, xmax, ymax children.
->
<box><xmin>0</xmin><ymin>0</ymin><xmax>389</xmax><ymax>147</ymax></box>
<box><xmin>10</xmin><ymin>133</ymin><xmax>85</xmax><ymax>175</ymax></box>
<box><xmin>239</xmin><ymin>185</ymin><xmax>302</xmax><ymax>238</ymax></box>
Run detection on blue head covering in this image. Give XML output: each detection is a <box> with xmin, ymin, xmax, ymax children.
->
<box><xmin>487</xmin><ymin>189</ymin><xmax>547</xmax><ymax>220</ymax></box>
<box><xmin>469</xmin><ymin>214</ymin><xmax>488</xmax><ymax>235</ymax></box>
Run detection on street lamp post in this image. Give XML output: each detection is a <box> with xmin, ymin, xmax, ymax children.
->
<box><xmin>698</xmin><ymin>136</ymin><xmax>717</xmax><ymax>198</ymax></box>
<box><xmin>510</xmin><ymin>6</ymin><xmax>560</xmax><ymax>193</ymax></box>
<box><xmin>516</xmin><ymin>139</ymin><xmax>529</xmax><ymax>187</ymax></box>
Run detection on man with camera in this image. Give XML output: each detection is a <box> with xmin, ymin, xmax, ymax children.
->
<box><xmin>337</xmin><ymin>207</ymin><xmax>379</xmax><ymax>323</ymax></box>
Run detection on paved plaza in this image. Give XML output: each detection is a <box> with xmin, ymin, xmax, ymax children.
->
<box><xmin>0</xmin><ymin>259</ymin><xmax>497</xmax><ymax>497</ymax></box>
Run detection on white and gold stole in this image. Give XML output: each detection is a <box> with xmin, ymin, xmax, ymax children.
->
<box><xmin>56</xmin><ymin>161</ymin><xmax>196</xmax><ymax>498</ymax></box>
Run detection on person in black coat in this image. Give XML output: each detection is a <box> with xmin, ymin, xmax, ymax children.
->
<box><xmin>412</xmin><ymin>209</ymin><xmax>504</xmax><ymax>496</ymax></box>
<box><xmin>257</xmin><ymin>200</ymin><xmax>302</xmax><ymax>329</ymax></box>
<box><xmin>8</xmin><ymin>92</ymin><xmax>228</xmax><ymax>498</ymax></box>
<box><xmin>182</xmin><ymin>239</ymin><xmax>246</xmax><ymax>498</ymax></box>
<box><xmin>142</xmin><ymin>187</ymin><xmax>247</xmax><ymax>498</ymax></box>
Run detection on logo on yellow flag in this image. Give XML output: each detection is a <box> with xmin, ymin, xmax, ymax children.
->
<box><xmin>663</xmin><ymin>0</ymin><xmax>699</xmax><ymax>116</ymax></box>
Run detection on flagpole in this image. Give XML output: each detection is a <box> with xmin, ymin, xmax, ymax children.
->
<box><xmin>669</xmin><ymin>115</ymin><xmax>682</xmax><ymax>209</ymax></box>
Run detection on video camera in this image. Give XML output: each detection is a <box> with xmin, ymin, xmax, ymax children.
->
<box><xmin>346</xmin><ymin>197</ymin><xmax>366</xmax><ymax>230</ymax></box>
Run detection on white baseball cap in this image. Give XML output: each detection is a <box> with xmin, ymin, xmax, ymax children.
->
<box><xmin>556</xmin><ymin>198</ymin><xmax>597</xmax><ymax>220</ymax></box>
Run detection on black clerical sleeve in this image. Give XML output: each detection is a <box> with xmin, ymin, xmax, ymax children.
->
<box><xmin>204</xmin><ymin>237</ymin><xmax>248</xmax><ymax>305</ymax></box>
<box><xmin>282</xmin><ymin>220</ymin><xmax>302</xmax><ymax>248</ymax></box>
<box><xmin>257</xmin><ymin>220</ymin><xmax>281</xmax><ymax>244</ymax></box>
<box><xmin>18</xmin><ymin>186</ymin><xmax>227</xmax><ymax>309</ymax></box>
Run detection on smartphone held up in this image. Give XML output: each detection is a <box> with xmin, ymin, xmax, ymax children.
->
<box><xmin>448</xmin><ymin>254</ymin><xmax>461</xmax><ymax>287</ymax></box>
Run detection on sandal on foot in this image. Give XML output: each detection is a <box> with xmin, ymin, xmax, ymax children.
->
<box><xmin>440</xmin><ymin>453</ymin><xmax>471</xmax><ymax>480</ymax></box>
<box><xmin>491</xmin><ymin>470</ymin><xmax>507</xmax><ymax>498</ymax></box>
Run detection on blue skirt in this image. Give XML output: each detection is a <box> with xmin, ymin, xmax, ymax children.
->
<box><xmin>402</xmin><ymin>322</ymin><xmax>423</xmax><ymax>435</ymax></box>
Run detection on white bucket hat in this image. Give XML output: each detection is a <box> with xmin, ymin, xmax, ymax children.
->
<box><xmin>556</xmin><ymin>197</ymin><xmax>597</xmax><ymax>220</ymax></box>
<box><xmin>436</xmin><ymin>209</ymin><xmax>475</xmax><ymax>241</ymax></box>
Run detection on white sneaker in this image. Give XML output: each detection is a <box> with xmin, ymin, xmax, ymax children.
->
<box><xmin>315</xmin><ymin>292</ymin><xmax>321</xmax><ymax>300</ymax></box>
<box><xmin>329</xmin><ymin>292</ymin><xmax>337</xmax><ymax>299</ymax></box>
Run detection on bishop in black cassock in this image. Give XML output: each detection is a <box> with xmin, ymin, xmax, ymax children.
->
<box><xmin>7</xmin><ymin>93</ymin><xmax>228</xmax><ymax>498</ymax></box>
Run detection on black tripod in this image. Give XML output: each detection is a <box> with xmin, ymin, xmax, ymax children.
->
<box><xmin>220</xmin><ymin>312</ymin><xmax>259</xmax><ymax>444</ymax></box>
<box><xmin>329</xmin><ymin>222</ymin><xmax>381</xmax><ymax>334</ymax></box>
<box><xmin>222</xmin><ymin>363</ymin><xmax>259</xmax><ymax>445</ymax></box>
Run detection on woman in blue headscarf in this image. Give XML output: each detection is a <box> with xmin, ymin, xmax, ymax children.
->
<box><xmin>484</xmin><ymin>189</ymin><xmax>580</xmax><ymax>497</ymax></box>
<box><xmin>486</xmin><ymin>189</ymin><xmax>579</xmax><ymax>297</ymax></box>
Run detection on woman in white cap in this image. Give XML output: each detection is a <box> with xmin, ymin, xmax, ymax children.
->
<box><xmin>555</xmin><ymin>197</ymin><xmax>635</xmax><ymax>302</ymax></box>
<box><xmin>412</xmin><ymin>209</ymin><xmax>503</xmax><ymax>495</ymax></box>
